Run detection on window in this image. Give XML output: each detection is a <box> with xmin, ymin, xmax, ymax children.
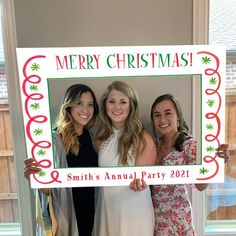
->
<box><xmin>205</xmin><ymin>0</ymin><xmax>236</xmax><ymax>234</ymax></box>
<box><xmin>0</xmin><ymin>1</ymin><xmax>21</xmax><ymax>235</ymax></box>
<box><xmin>0</xmin><ymin>4</ymin><xmax>7</xmax><ymax>102</ymax></box>
<box><xmin>0</xmin><ymin>0</ymin><xmax>36</xmax><ymax>235</ymax></box>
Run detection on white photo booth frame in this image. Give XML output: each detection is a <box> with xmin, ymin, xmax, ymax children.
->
<box><xmin>16</xmin><ymin>45</ymin><xmax>225</xmax><ymax>188</ymax></box>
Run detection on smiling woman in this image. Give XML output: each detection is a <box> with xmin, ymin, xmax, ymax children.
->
<box><xmin>105</xmin><ymin>88</ymin><xmax>131</xmax><ymax>130</ymax></box>
<box><xmin>24</xmin><ymin>84</ymin><xmax>99</xmax><ymax>236</ymax></box>
<box><xmin>150</xmin><ymin>93</ymin><xmax>198</xmax><ymax>235</ymax></box>
<box><xmin>93</xmin><ymin>80</ymin><xmax>157</xmax><ymax>236</ymax></box>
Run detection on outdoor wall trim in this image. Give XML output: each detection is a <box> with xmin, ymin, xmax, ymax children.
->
<box><xmin>192</xmin><ymin>1</ymin><xmax>209</xmax><ymax>236</ymax></box>
<box><xmin>1</xmin><ymin>0</ymin><xmax>35</xmax><ymax>235</ymax></box>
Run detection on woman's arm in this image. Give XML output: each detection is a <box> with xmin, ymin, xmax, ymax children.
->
<box><xmin>135</xmin><ymin>130</ymin><xmax>157</xmax><ymax>166</ymax></box>
<box><xmin>181</xmin><ymin>139</ymin><xmax>209</xmax><ymax>191</ymax></box>
<box><xmin>130</xmin><ymin>131</ymin><xmax>156</xmax><ymax>191</ymax></box>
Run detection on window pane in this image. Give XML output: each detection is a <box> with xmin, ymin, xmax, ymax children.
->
<box><xmin>206</xmin><ymin>58</ymin><xmax>236</xmax><ymax>220</ymax></box>
<box><xmin>0</xmin><ymin>71</ymin><xmax>7</xmax><ymax>100</ymax></box>
<box><xmin>0</xmin><ymin>4</ymin><xmax>7</xmax><ymax>101</ymax></box>
<box><xmin>0</xmin><ymin>7</ymin><xmax>4</xmax><ymax>66</ymax></box>
<box><xmin>0</xmin><ymin>1</ymin><xmax>20</xmax><ymax>230</ymax></box>
<box><xmin>207</xmin><ymin>0</ymin><xmax>236</xmax><ymax>231</ymax></box>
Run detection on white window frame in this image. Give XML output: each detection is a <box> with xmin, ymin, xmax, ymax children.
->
<box><xmin>192</xmin><ymin>0</ymin><xmax>209</xmax><ymax>234</ymax></box>
<box><xmin>193</xmin><ymin>0</ymin><xmax>236</xmax><ymax>235</ymax></box>
<box><xmin>0</xmin><ymin>0</ymin><xmax>35</xmax><ymax>235</ymax></box>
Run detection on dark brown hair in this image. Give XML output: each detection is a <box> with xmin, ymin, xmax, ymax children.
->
<box><xmin>151</xmin><ymin>93</ymin><xmax>191</xmax><ymax>151</ymax></box>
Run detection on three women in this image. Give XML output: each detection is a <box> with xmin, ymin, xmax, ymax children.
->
<box><xmin>25</xmin><ymin>81</ymin><xmax>229</xmax><ymax>236</ymax></box>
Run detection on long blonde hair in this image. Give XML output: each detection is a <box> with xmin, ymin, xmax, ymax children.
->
<box><xmin>96</xmin><ymin>81</ymin><xmax>144</xmax><ymax>165</ymax></box>
<box><xmin>55</xmin><ymin>84</ymin><xmax>99</xmax><ymax>155</ymax></box>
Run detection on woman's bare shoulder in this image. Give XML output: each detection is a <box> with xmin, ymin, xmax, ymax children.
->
<box><xmin>142</xmin><ymin>129</ymin><xmax>155</xmax><ymax>145</ymax></box>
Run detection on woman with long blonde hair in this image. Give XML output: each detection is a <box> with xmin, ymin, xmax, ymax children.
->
<box><xmin>93</xmin><ymin>81</ymin><xmax>156</xmax><ymax>236</ymax></box>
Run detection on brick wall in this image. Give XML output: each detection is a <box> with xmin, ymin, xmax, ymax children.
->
<box><xmin>0</xmin><ymin>74</ymin><xmax>7</xmax><ymax>99</ymax></box>
<box><xmin>226</xmin><ymin>61</ymin><xmax>236</xmax><ymax>95</ymax></box>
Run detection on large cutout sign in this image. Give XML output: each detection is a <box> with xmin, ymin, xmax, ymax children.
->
<box><xmin>16</xmin><ymin>45</ymin><xmax>225</xmax><ymax>188</ymax></box>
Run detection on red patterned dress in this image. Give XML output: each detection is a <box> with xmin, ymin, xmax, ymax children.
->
<box><xmin>151</xmin><ymin>138</ymin><xmax>197</xmax><ymax>236</ymax></box>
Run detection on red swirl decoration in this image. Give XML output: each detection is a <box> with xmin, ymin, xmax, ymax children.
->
<box><xmin>22</xmin><ymin>55</ymin><xmax>61</xmax><ymax>184</ymax></box>
<box><xmin>197</xmin><ymin>51</ymin><xmax>221</xmax><ymax>181</ymax></box>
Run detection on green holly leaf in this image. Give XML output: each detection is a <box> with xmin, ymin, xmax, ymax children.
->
<box><xmin>207</xmin><ymin>99</ymin><xmax>215</xmax><ymax>107</ymax></box>
<box><xmin>38</xmin><ymin>170</ymin><xmax>46</xmax><ymax>177</ymax></box>
<box><xmin>201</xmin><ymin>56</ymin><xmax>211</xmax><ymax>64</ymax></box>
<box><xmin>209</xmin><ymin>77</ymin><xmax>217</xmax><ymax>85</ymax></box>
<box><xmin>206</xmin><ymin>146</ymin><xmax>215</xmax><ymax>153</ymax></box>
<box><xmin>31</xmin><ymin>63</ymin><xmax>40</xmax><ymax>71</ymax></box>
<box><xmin>30</xmin><ymin>85</ymin><xmax>38</xmax><ymax>91</ymax></box>
<box><xmin>30</xmin><ymin>102</ymin><xmax>40</xmax><ymax>110</ymax></box>
<box><xmin>206</xmin><ymin>124</ymin><xmax>214</xmax><ymax>131</ymax></box>
<box><xmin>37</xmin><ymin>149</ymin><xmax>46</xmax><ymax>156</ymax></box>
<box><xmin>200</xmin><ymin>167</ymin><xmax>209</xmax><ymax>175</ymax></box>
<box><xmin>34</xmin><ymin>128</ymin><xmax>43</xmax><ymax>135</ymax></box>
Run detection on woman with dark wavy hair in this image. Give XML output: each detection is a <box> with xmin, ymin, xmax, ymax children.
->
<box><xmin>24</xmin><ymin>84</ymin><xmax>99</xmax><ymax>236</ymax></box>
<box><xmin>150</xmin><ymin>93</ymin><xmax>230</xmax><ymax>236</ymax></box>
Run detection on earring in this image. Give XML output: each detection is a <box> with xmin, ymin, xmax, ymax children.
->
<box><xmin>177</xmin><ymin>120</ymin><xmax>180</xmax><ymax>127</ymax></box>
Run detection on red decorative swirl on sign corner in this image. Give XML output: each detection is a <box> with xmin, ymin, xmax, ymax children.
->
<box><xmin>33</xmin><ymin>171</ymin><xmax>62</xmax><ymax>184</ymax></box>
<box><xmin>24</xmin><ymin>94</ymin><xmax>44</xmax><ymax>118</ymax></box>
<box><xmin>204</xmin><ymin>116</ymin><xmax>221</xmax><ymax>142</ymax></box>
<box><xmin>21</xmin><ymin>55</ymin><xmax>60</xmax><ymax>185</ymax></box>
<box><xmin>196</xmin><ymin>154</ymin><xmax>219</xmax><ymax>181</ymax></box>
<box><xmin>22</xmin><ymin>55</ymin><xmax>46</xmax><ymax>97</ymax></box>
<box><xmin>22</xmin><ymin>55</ymin><xmax>46</xmax><ymax>74</ymax></box>
<box><xmin>196</xmin><ymin>51</ymin><xmax>222</xmax><ymax>181</ymax></box>
<box><xmin>205</xmin><ymin>92</ymin><xmax>222</xmax><ymax>116</ymax></box>
<box><xmin>197</xmin><ymin>51</ymin><xmax>220</xmax><ymax>72</ymax></box>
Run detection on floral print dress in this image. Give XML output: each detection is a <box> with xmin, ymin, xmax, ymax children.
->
<box><xmin>151</xmin><ymin>138</ymin><xmax>197</xmax><ymax>236</ymax></box>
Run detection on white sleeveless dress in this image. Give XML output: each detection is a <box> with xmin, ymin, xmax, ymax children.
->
<box><xmin>93</xmin><ymin>128</ymin><xmax>154</xmax><ymax>236</ymax></box>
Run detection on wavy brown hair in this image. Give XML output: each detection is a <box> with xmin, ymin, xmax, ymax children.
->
<box><xmin>96</xmin><ymin>81</ymin><xmax>144</xmax><ymax>165</ymax></box>
<box><xmin>151</xmin><ymin>93</ymin><xmax>191</xmax><ymax>151</ymax></box>
<box><xmin>55</xmin><ymin>84</ymin><xmax>99</xmax><ymax>155</ymax></box>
